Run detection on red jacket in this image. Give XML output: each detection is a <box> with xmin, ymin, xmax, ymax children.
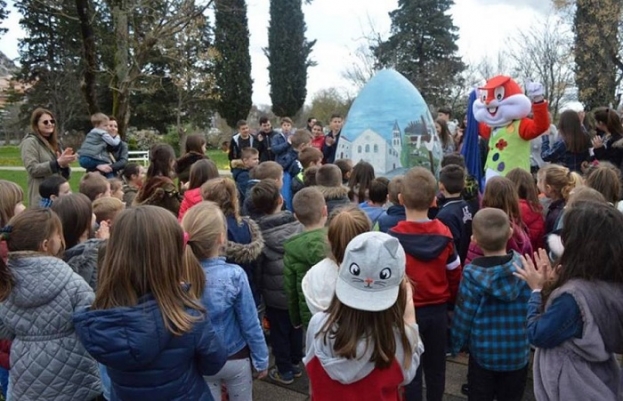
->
<box><xmin>519</xmin><ymin>199</ymin><xmax>545</xmax><ymax>251</ymax></box>
<box><xmin>307</xmin><ymin>357</ymin><xmax>405</xmax><ymax>401</ymax></box>
<box><xmin>311</xmin><ymin>135</ymin><xmax>325</xmax><ymax>151</ymax></box>
<box><xmin>389</xmin><ymin>220</ymin><xmax>461</xmax><ymax>307</ymax></box>
<box><xmin>178</xmin><ymin>188</ymin><xmax>203</xmax><ymax>222</ymax></box>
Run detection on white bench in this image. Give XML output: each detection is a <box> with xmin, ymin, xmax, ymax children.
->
<box><xmin>128</xmin><ymin>150</ymin><xmax>149</xmax><ymax>166</ymax></box>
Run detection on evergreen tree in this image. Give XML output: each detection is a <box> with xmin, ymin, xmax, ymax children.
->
<box><xmin>265</xmin><ymin>0</ymin><xmax>315</xmax><ymax>117</ymax></box>
<box><xmin>373</xmin><ymin>0</ymin><xmax>465</xmax><ymax>106</ymax></box>
<box><xmin>214</xmin><ymin>0</ymin><xmax>252</xmax><ymax>128</ymax></box>
<box><xmin>0</xmin><ymin>1</ymin><xmax>8</xmax><ymax>36</ymax></box>
<box><xmin>573</xmin><ymin>0</ymin><xmax>621</xmax><ymax>110</ymax></box>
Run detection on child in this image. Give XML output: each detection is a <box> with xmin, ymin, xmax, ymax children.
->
<box><xmin>291</xmin><ymin>146</ymin><xmax>323</xmax><ymax>198</ymax></box>
<box><xmin>584</xmin><ymin>162</ymin><xmax>622</xmax><ymax>208</ymax></box>
<box><xmin>202</xmin><ymin>178</ymin><xmax>264</xmax><ymax>307</ymax></box>
<box><xmin>302</xmin><ymin>205</ymin><xmax>370</xmax><ymax>315</ymax></box>
<box><xmin>310</xmin><ymin>121</ymin><xmax>325</xmax><ymax>150</ymax></box>
<box><xmin>38</xmin><ymin>175</ymin><xmax>71</xmax><ymax>207</ymax></box>
<box><xmin>121</xmin><ymin>163</ymin><xmax>143</xmax><ymax>207</ymax></box>
<box><xmin>537</xmin><ymin>164</ymin><xmax>582</xmax><ymax>235</ymax></box>
<box><xmin>435</xmin><ymin>164</ymin><xmax>473</xmax><ymax>263</ymax></box>
<box><xmin>134</xmin><ymin>144</ymin><xmax>181</xmax><ymax>216</ymax></box>
<box><xmin>514</xmin><ymin>202</ymin><xmax>623</xmax><ymax>401</ymax></box>
<box><xmin>241</xmin><ymin>161</ymin><xmax>284</xmax><ymax>219</ymax></box>
<box><xmin>178</xmin><ymin>159</ymin><xmax>219</xmax><ymax>221</ymax></box>
<box><xmin>175</xmin><ymin>134</ymin><xmax>208</xmax><ymax>189</ymax></box>
<box><xmin>232</xmin><ymin>147</ymin><xmax>260</xmax><ymax>206</ymax></box>
<box><xmin>334</xmin><ymin>158</ymin><xmax>353</xmax><ymax>186</ymax></box>
<box><xmin>304</xmin><ymin>232</ymin><xmax>424</xmax><ymax>401</ymax></box>
<box><xmin>78</xmin><ymin>112</ymin><xmax>120</xmax><ymax>177</ymax></box>
<box><xmin>0</xmin><ymin>180</ymin><xmax>25</xmax><ymax>262</ymax></box>
<box><xmin>507</xmin><ymin>168</ymin><xmax>545</xmax><ymax>250</ymax></box>
<box><xmin>377</xmin><ymin>175</ymin><xmax>406</xmax><ymax>233</ymax></box>
<box><xmin>181</xmin><ymin>202</ymin><xmax>268</xmax><ymax>400</ymax></box>
<box><xmin>252</xmin><ymin>180</ymin><xmax>305</xmax><ymax>385</ymax></box>
<box><xmin>451</xmin><ymin>208</ymin><xmax>531</xmax><ymax>401</ymax></box>
<box><xmin>73</xmin><ymin>206</ymin><xmax>227</xmax><ymax>400</ymax></box>
<box><xmin>108</xmin><ymin>178</ymin><xmax>124</xmax><ymax>201</ymax></box>
<box><xmin>52</xmin><ymin>193</ymin><xmax>109</xmax><ymax>290</ymax></box>
<box><xmin>228</xmin><ymin>120</ymin><xmax>257</xmax><ymax>166</ymax></box>
<box><xmin>321</xmin><ymin>114</ymin><xmax>343</xmax><ymax>164</ymax></box>
<box><xmin>541</xmin><ymin>109</ymin><xmax>591</xmax><ymax>173</ymax></box>
<box><xmin>348</xmin><ymin>160</ymin><xmax>375</xmax><ymax>203</ymax></box>
<box><xmin>465</xmin><ymin>177</ymin><xmax>533</xmax><ymax>264</ymax></box>
<box><xmin>388</xmin><ymin>167</ymin><xmax>461</xmax><ymax>401</ymax></box>
<box><xmin>358</xmin><ymin>177</ymin><xmax>388</xmax><ymax>226</ymax></box>
<box><xmin>284</xmin><ymin>188</ymin><xmax>328</xmax><ymax>328</ymax></box>
<box><xmin>276</xmin><ymin>129</ymin><xmax>312</xmax><ymax>211</ymax></box>
<box><xmin>440</xmin><ymin>153</ymin><xmax>479</xmax><ymax>214</ymax></box>
<box><xmin>93</xmin><ymin>196</ymin><xmax>125</xmax><ymax>225</ymax></box>
<box><xmin>315</xmin><ymin>164</ymin><xmax>351</xmax><ymax>215</ymax></box>
<box><xmin>0</xmin><ymin>209</ymin><xmax>101</xmax><ymax>400</ymax></box>
<box><xmin>271</xmin><ymin>118</ymin><xmax>295</xmax><ymax>169</ymax></box>
<box><xmin>303</xmin><ymin>166</ymin><xmax>318</xmax><ymax>187</ymax></box>
<box><xmin>80</xmin><ymin>172</ymin><xmax>112</xmax><ymax>201</ymax></box>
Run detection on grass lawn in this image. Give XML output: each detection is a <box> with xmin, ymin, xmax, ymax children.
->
<box><xmin>0</xmin><ymin>146</ymin><xmax>230</xmax><ymax>206</ymax></box>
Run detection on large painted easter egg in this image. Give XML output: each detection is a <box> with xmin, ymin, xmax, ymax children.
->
<box><xmin>339</xmin><ymin>69</ymin><xmax>442</xmax><ymax>177</ymax></box>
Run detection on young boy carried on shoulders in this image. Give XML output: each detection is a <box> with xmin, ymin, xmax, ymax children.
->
<box><xmin>451</xmin><ymin>208</ymin><xmax>532</xmax><ymax>401</ymax></box>
<box><xmin>78</xmin><ymin>113</ymin><xmax>120</xmax><ymax>178</ymax></box>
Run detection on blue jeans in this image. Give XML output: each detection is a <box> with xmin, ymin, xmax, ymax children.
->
<box><xmin>79</xmin><ymin>156</ymin><xmax>115</xmax><ymax>178</ymax></box>
<box><xmin>281</xmin><ymin>172</ymin><xmax>293</xmax><ymax>211</ymax></box>
<box><xmin>0</xmin><ymin>366</ymin><xmax>8</xmax><ymax>398</ymax></box>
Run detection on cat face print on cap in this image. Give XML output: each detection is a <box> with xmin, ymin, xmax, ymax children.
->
<box><xmin>335</xmin><ymin>232</ymin><xmax>406</xmax><ymax>312</ymax></box>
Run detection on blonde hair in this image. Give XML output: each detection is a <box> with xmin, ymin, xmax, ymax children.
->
<box><xmin>181</xmin><ymin>202</ymin><xmax>228</xmax><ymax>298</ymax></box>
<box><xmin>0</xmin><ymin>180</ymin><xmax>24</xmax><ymax>227</ymax></box>
<box><xmin>538</xmin><ymin>165</ymin><xmax>583</xmax><ymax>201</ymax></box>
<box><xmin>91</xmin><ymin>112</ymin><xmax>109</xmax><ymax>127</ymax></box>
<box><xmin>93</xmin><ymin>197</ymin><xmax>125</xmax><ymax>224</ymax></box>
<box><xmin>327</xmin><ymin>206</ymin><xmax>371</xmax><ymax>264</ymax></box>
<box><xmin>201</xmin><ymin>178</ymin><xmax>240</xmax><ymax>222</ymax></box>
<box><xmin>92</xmin><ymin>206</ymin><xmax>205</xmax><ymax>335</ymax></box>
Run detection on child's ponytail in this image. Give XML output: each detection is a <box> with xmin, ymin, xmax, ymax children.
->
<box><xmin>0</xmin><ymin>226</ymin><xmax>14</xmax><ymax>301</ymax></box>
<box><xmin>561</xmin><ymin>171</ymin><xmax>583</xmax><ymax>201</ymax></box>
<box><xmin>541</xmin><ymin>165</ymin><xmax>583</xmax><ymax>201</ymax></box>
<box><xmin>327</xmin><ymin>206</ymin><xmax>371</xmax><ymax>264</ymax></box>
<box><xmin>181</xmin><ymin>201</ymin><xmax>228</xmax><ymax>298</ymax></box>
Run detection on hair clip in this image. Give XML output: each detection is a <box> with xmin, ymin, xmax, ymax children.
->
<box><xmin>0</xmin><ymin>225</ymin><xmax>13</xmax><ymax>234</ymax></box>
<box><xmin>183</xmin><ymin>232</ymin><xmax>190</xmax><ymax>247</ymax></box>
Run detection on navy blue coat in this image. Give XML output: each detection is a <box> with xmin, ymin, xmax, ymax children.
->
<box><xmin>73</xmin><ymin>294</ymin><xmax>227</xmax><ymax>401</ymax></box>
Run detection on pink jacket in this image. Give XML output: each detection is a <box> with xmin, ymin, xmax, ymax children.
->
<box><xmin>465</xmin><ymin>221</ymin><xmax>533</xmax><ymax>265</ymax></box>
<box><xmin>178</xmin><ymin>188</ymin><xmax>203</xmax><ymax>222</ymax></box>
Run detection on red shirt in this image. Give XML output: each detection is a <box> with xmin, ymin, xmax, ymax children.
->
<box><xmin>311</xmin><ymin>136</ymin><xmax>325</xmax><ymax>151</ymax></box>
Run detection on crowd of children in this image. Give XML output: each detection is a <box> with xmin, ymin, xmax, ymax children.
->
<box><xmin>0</xmin><ymin>107</ymin><xmax>623</xmax><ymax>401</ymax></box>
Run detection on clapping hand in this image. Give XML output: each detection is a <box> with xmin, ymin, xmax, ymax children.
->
<box><xmin>513</xmin><ymin>249</ymin><xmax>556</xmax><ymax>291</ymax></box>
<box><xmin>592</xmin><ymin>135</ymin><xmax>604</xmax><ymax>149</ymax></box>
<box><xmin>95</xmin><ymin>220</ymin><xmax>110</xmax><ymax>240</ymax></box>
<box><xmin>57</xmin><ymin>148</ymin><xmax>77</xmax><ymax>168</ymax></box>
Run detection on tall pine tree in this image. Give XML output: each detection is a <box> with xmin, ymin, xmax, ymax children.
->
<box><xmin>214</xmin><ymin>0</ymin><xmax>252</xmax><ymax>128</ymax></box>
<box><xmin>265</xmin><ymin>0</ymin><xmax>315</xmax><ymax>117</ymax></box>
<box><xmin>0</xmin><ymin>0</ymin><xmax>8</xmax><ymax>36</ymax></box>
<box><xmin>373</xmin><ymin>0</ymin><xmax>465</xmax><ymax>106</ymax></box>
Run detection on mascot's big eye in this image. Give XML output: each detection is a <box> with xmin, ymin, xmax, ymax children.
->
<box><xmin>479</xmin><ymin>90</ymin><xmax>488</xmax><ymax>102</ymax></box>
<box><xmin>349</xmin><ymin>263</ymin><xmax>361</xmax><ymax>276</ymax></box>
<box><xmin>379</xmin><ymin>268</ymin><xmax>392</xmax><ymax>280</ymax></box>
<box><xmin>494</xmin><ymin>86</ymin><xmax>505</xmax><ymax>101</ymax></box>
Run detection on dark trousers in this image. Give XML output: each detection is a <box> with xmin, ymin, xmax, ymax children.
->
<box><xmin>265</xmin><ymin>306</ymin><xmax>303</xmax><ymax>375</ymax></box>
<box><xmin>404</xmin><ymin>303</ymin><xmax>447</xmax><ymax>401</ymax></box>
<box><xmin>467</xmin><ymin>357</ymin><xmax>528</xmax><ymax>401</ymax></box>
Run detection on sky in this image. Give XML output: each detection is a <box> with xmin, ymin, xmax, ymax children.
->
<box><xmin>0</xmin><ymin>0</ymin><xmax>554</xmax><ymax>106</ymax></box>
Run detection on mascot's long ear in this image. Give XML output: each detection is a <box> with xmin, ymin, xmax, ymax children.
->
<box><xmin>384</xmin><ymin>237</ymin><xmax>400</xmax><ymax>258</ymax></box>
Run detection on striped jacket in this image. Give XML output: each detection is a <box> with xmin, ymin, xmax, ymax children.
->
<box><xmin>450</xmin><ymin>252</ymin><xmax>531</xmax><ymax>371</ymax></box>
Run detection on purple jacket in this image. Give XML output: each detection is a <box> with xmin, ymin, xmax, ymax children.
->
<box><xmin>465</xmin><ymin>222</ymin><xmax>533</xmax><ymax>265</ymax></box>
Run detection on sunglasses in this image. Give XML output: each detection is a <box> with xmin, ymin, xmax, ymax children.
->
<box><xmin>41</xmin><ymin>119</ymin><xmax>56</xmax><ymax>126</ymax></box>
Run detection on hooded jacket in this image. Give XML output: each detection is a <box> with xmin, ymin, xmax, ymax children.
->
<box><xmin>175</xmin><ymin>152</ymin><xmax>207</xmax><ymax>185</ymax></box>
<box><xmin>64</xmin><ymin>238</ymin><xmax>104</xmax><ymax>290</ymax></box>
<box><xmin>74</xmin><ymin>292</ymin><xmax>227</xmax><ymax>401</ymax></box>
<box><xmin>435</xmin><ymin>197</ymin><xmax>474</xmax><ymax>264</ymax></box>
<box><xmin>133</xmin><ymin>176</ymin><xmax>182</xmax><ymax>216</ymax></box>
<box><xmin>358</xmin><ymin>202</ymin><xmax>385</xmax><ymax>227</ymax></box>
<box><xmin>302</xmin><ymin>257</ymin><xmax>338</xmax><ymax>316</ymax></box>
<box><xmin>377</xmin><ymin>204</ymin><xmax>406</xmax><ymax>233</ymax></box>
<box><xmin>284</xmin><ymin>228</ymin><xmax>327</xmax><ymax>327</ymax></box>
<box><xmin>0</xmin><ymin>253</ymin><xmax>100</xmax><ymax>401</ymax></box>
<box><xmin>256</xmin><ymin>212</ymin><xmax>303</xmax><ymax>310</ymax></box>
<box><xmin>122</xmin><ymin>181</ymin><xmax>139</xmax><ymax>208</ymax></box>
<box><xmin>78</xmin><ymin>127</ymin><xmax>119</xmax><ymax>162</ymax></box>
<box><xmin>450</xmin><ymin>252</ymin><xmax>531</xmax><ymax>371</ymax></box>
<box><xmin>316</xmin><ymin>185</ymin><xmax>351</xmax><ymax>216</ymax></box>
<box><xmin>389</xmin><ymin>220</ymin><xmax>461</xmax><ymax>307</ymax></box>
<box><xmin>178</xmin><ymin>187</ymin><xmax>203</xmax><ymax>222</ymax></box>
<box><xmin>533</xmin><ymin>280</ymin><xmax>623</xmax><ymax>401</ymax></box>
<box><xmin>225</xmin><ymin>216</ymin><xmax>264</xmax><ymax>306</ymax></box>
<box><xmin>20</xmin><ymin>132</ymin><xmax>71</xmax><ymax>206</ymax></box>
<box><xmin>304</xmin><ymin>312</ymin><xmax>424</xmax><ymax>401</ymax></box>
<box><xmin>465</xmin><ymin>222</ymin><xmax>533</xmax><ymax>266</ymax></box>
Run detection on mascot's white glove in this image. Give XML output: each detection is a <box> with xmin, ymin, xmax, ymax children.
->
<box><xmin>526</xmin><ymin>82</ymin><xmax>545</xmax><ymax>102</ymax></box>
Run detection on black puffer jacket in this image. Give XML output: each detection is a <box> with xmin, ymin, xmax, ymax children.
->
<box><xmin>256</xmin><ymin>211</ymin><xmax>303</xmax><ymax>309</ymax></box>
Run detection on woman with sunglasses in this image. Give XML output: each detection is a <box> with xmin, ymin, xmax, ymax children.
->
<box><xmin>20</xmin><ymin>108</ymin><xmax>77</xmax><ymax>205</ymax></box>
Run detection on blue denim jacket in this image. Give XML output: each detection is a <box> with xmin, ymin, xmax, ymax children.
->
<box><xmin>200</xmin><ymin>257</ymin><xmax>269</xmax><ymax>371</ymax></box>
<box><xmin>526</xmin><ymin>291</ymin><xmax>583</xmax><ymax>348</ymax></box>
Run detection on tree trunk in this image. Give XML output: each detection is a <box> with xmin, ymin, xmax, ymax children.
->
<box><xmin>111</xmin><ymin>0</ymin><xmax>129</xmax><ymax>139</ymax></box>
<box><xmin>75</xmin><ymin>0</ymin><xmax>100</xmax><ymax>115</ymax></box>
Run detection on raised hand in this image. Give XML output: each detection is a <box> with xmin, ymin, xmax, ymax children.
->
<box><xmin>95</xmin><ymin>220</ymin><xmax>110</xmax><ymax>240</ymax></box>
<box><xmin>592</xmin><ymin>135</ymin><xmax>604</xmax><ymax>149</ymax></box>
<box><xmin>513</xmin><ymin>252</ymin><xmax>548</xmax><ymax>290</ymax></box>
<box><xmin>57</xmin><ymin>148</ymin><xmax>77</xmax><ymax>168</ymax></box>
<box><xmin>526</xmin><ymin>81</ymin><xmax>545</xmax><ymax>102</ymax></box>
